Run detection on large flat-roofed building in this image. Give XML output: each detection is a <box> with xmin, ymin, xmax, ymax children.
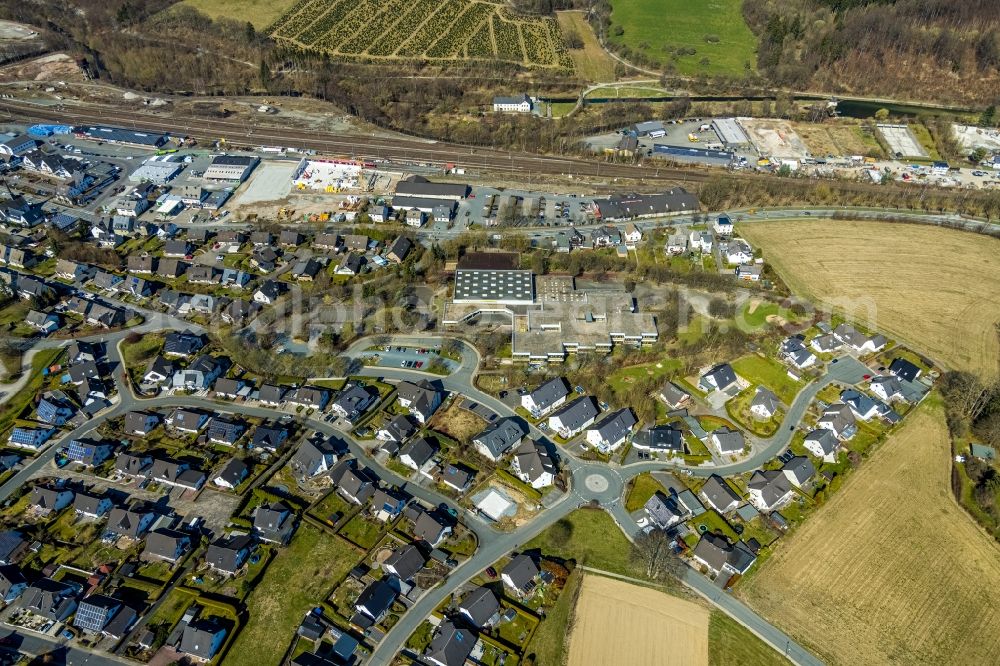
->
<box><xmin>390</xmin><ymin>196</ymin><xmax>456</xmax><ymax>215</ymax></box>
<box><xmin>453</xmin><ymin>252</ymin><xmax>533</xmax><ymax>305</ymax></box>
<box><xmin>394</xmin><ymin>176</ymin><xmax>469</xmax><ymax>201</ymax></box>
<box><xmin>203</xmin><ymin>155</ymin><xmax>260</xmax><ymax>182</ymax></box>
<box><xmin>711</xmin><ymin>118</ymin><xmax>751</xmax><ymax>147</ymax></box>
<box><xmin>129</xmin><ymin>158</ymin><xmax>184</xmax><ymax>184</ymax></box>
<box><xmin>444</xmin><ymin>269</ymin><xmax>656</xmax><ymax>362</ymax></box>
<box><xmin>77</xmin><ymin>126</ymin><xmax>168</xmax><ymax>148</ymax></box>
<box><xmin>594</xmin><ymin>189</ymin><xmax>700</xmax><ymax>221</ymax></box>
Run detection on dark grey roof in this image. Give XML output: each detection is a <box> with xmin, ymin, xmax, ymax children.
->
<box><xmin>458</xmin><ymin>586</ymin><xmax>500</xmax><ymax>628</ymax></box>
<box><xmin>473</xmin><ymin>417</ymin><xmax>527</xmax><ymax>458</ymax></box>
<box><xmin>215</xmin><ymin>458</ymin><xmax>248</xmax><ymax>487</ymax></box>
<box><xmin>291</xmin><ymin>439</ymin><xmax>337</xmax><ymax>477</ymax></box>
<box><xmin>702</xmin><ymin>363</ymin><xmax>737</xmax><ymax>390</ymax></box>
<box><xmin>180</xmin><ymin>619</ymin><xmax>226</xmax><ymax>660</ymax></box>
<box><xmin>425</xmin><ymin>620</ymin><xmax>476</xmax><ymax>666</ymax></box>
<box><xmin>701</xmin><ymin>474</ymin><xmax>741</xmax><ymax>511</ymax></box>
<box><xmin>782</xmin><ymin>456</ymin><xmax>815</xmax><ymax>485</ymax></box>
<box><xmin>502</xmin><ymin>554</ymin><xmax>539</xmax><ymax>591</ymax></box>
<box><xmin>381</xmin><ymin>414</ymin><xmax>417</xmax><ymax>442</ymax></box>
<box><xmin>513</xmin><ymin>440</ymin><xmax>555</xmax><ymax>483</ymax></box>
<box><xmin>590</xmin><ymin>408</ymin><xmax>637</xmax><ymax>442</ymax></box>
<box><xmin>550</xmin><ymin>396</ymin><xmax>600</xmax><ymax>433</ymax></box>
<box><xmin>712</xmin><ymin>427</ymin><xmax>745</xmax><ymax>454</ymax></box>
<box><xmin>805</xmin><ymin>428</ymin><xmax>840</xmax><ymax>454</ymax></box>
<box><xmin>526</xmin><ymin>377</ymin><xmax>570</xmax><ymax>412</ymax></box>
<box><xmin>633</xmin><ymin>426</ymin><xmax>684</xmax><ymax>451</ymax></box>
<box><xmin>356</xmin><ymin>578</ymin><xmax>397</xmax><ymax>620</ymax></box>
<box><xmin>394</xmin><ymin>177</ymin><xmax>469</xmax><ymax>199</ymax></box>
<box><xmin>412</xmin><ymin>510</ymin><xmax>449</xmax><ymax>543</ymax></box>
<box><xmin>657</xmin><ymin>382</ymin><xmax>690</xmax><ymax>406</ymax></box>
<box><xmin>694</xmin><ymin>532</ymin><xmax>733</xmax><ymax>572</ymax></box>
<box><xmin>258</xmin><ymin>384</ymin><xmax>286</xmax><ymax>403</ymax></box>
<box><xmin>751</xmin><ymin>387</ymin><xmax>780</xmax><ymax>413</ymax></box>
<box><xmin>384</xmin><ymin>544</ymin><xmax>425</xmax><ymax>581</ymax></box>
<box><xmin>253</xmin><ymin>502</ymin><xmax>294</xmax><ymax>542</ymax></box>
<box><xmin>748</xmin><ymin>470</ymin><xmax>792</xmax><ymax>508</ymax></box>
<box><xmin>73</xmin><ymin>492</ymin><xmax>109</xmax><ymax>516</ymax></box>
<box><xmin>644</xmin><ymin>492</ymin><xmax>685</xmax><ymax>528</ymax></box>
<box><xmin>206</xmin><ymin>417</ymin><xmax>245</xmax><ymax>444</ymax></box>
<box><xmin>889</xmin><ymin>358</ymin><xmax>921</xmax><ymax>382</ymax></box>
<box><xmin>400</xmin><ymin>437</ymin><xmax>436</xmax><ymax>467</ymax></box>
<box><xmin>387</xmin><ymin>236</ymin><xmax>412</xmax><ymax>260</ymax></box>
<box><xmin>205</xmin><ymin>534</ymin><xmax>253</xmax><ymax>573</ymax></box>
<box><xmin>332</xmin><ymin>385</ymin><xmax>377</xmax><ymax>418</ymax></box>
<box><xmin>143</xmin><ymin>528</ymin><xmax>190</xmax><ymax>561</ymax></box>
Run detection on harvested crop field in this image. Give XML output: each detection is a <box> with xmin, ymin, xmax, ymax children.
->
<box><xmin>741</xmin><ymin>397</ymin><xmax>1000</xmax><ymax>665</ymax></box>
<box><xmin>567</xmin><ymin>575</ymin><xmax>709</xmax><ymax>666</ymax></box>
<box><xmin>739</xmin><ymin>219</ymin><xmax>1000</xmax><ymax>377</ymax></box>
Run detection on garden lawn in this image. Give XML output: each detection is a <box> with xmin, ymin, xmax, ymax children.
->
<box><xmin>732</xmin><ymin>354</ymin><xmax>803</xmax><ymax>403</ymax></box>
<box><xmin>225</xmin><ymin>525</ymin><xmax>362</xmax><ymax>666</ymax></box>
<box><xmin>524</xmin><ymin>509</ymin><xmax>633</xmax><ymax>575</ymax></box>
<box><xmin>607</xmin><ymin>359</ymin><xmax>682</xmax><ymax>394</ymax></box>
<box><xmin>607</xmin><ymin>0</ymin><xmax>756</xmax><ymax>76</ymax></box>
<box><xmin>709</xmin><ymin>611</ymin><xmax>789</xmax><ymax>666</ymax></box>
<box><xmin>525</xmin><ymin>567</ymin><xmax>581</xmax><ymax>666</ymax></box>
<box><xmin>338</xmin><ymin>514</ymin><xmax>384</xmax><ymax>549</ymax></box>
<box><xmin>624</xmin><ymin>473</ymin><xmax>667</xmax><ymax>512</ymax></box>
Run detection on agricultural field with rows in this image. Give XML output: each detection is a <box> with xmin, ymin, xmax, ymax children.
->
<box><xmin>265</xmin><ymin>0</ymin><xmax>573</xmax><ymax>70</ymax></box>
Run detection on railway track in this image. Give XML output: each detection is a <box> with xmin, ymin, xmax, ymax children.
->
<box><xmin>0</xmin><ymin>98</ymin><xmax>712</xmax><ymax>184</ymax></box>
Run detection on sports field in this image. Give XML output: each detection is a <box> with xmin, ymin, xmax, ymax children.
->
<box><xmin>180</xmin><ymin>0</ymin><xmax>299</xmax><ymax>28</ymax></box>
<box><xmin>607</xmin><ymin>0</ymin><xmax>756</xmax><ymax>76</ymax></box>
<box><xmin>741</xmin><ymin>397</ymin><xmax>1000</xmax><ymax>665</ymax></box>
<box><xmin>739</xmin><ymin>219</ymin><xmax>1000</xmax><ymax>377</ymax></box>
<box><xmin>567</xmin><ymin>575</ymin><xmax>709</xmax><ymax>666</ymax></box>
<box><xmin>265</xmin><ymin>0</ymin><xmax>572</xmax><ymax>70</ymax></box>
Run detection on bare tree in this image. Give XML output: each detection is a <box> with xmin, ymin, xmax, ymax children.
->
<box><xmin>629</xmin><ymin>530</ymin><xmax>684</xmax><ymax>582</ymax></box>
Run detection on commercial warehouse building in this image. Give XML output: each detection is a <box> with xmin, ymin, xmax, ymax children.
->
<box><xmin>651</xmin><ymin>145</ymin><xmax>734</xmax><ymax>167</ymax></box>
<box><xmin>711</xmin><ymin>118</ymin><xmax>752</xmax><ymax>148</ymax></box>
<box><xmin>76</xmin><ymin>126</ymin><xmax>168</xmax><ymax>148</ymax></box>
<box><xmin>452</xmin><ymin>252</ymin><xmax>534</xmax><ymax>305</ymax></box>
<box><xmin>594</xmin><ymin>188</ymin><xmax>700</xmax><ymax>221</ymax></box>
<box><xmin>129</xmin><ymin>157</ymin><xmax>184</xmax><ymax>184</ymax></box>
<box><xmin>203</xmin><ymin>155</ymin><xmax>260</xmax><ymax>182</ymax></box>
<box><xmin>393</xmin><ymin>176</ymin><xmax>469</xmax><ymax>201</ymax></box>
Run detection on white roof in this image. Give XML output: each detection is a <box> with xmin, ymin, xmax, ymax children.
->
<box><xmin>475</xmin><ymin>489</ymin><xmax>515</xmax><ymax>521</ymax></box>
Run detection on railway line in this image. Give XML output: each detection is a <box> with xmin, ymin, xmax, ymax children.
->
<box><xmin>0</xmin><ymin>98</ymin><xmax>712</xmax><ymax>184</ymax></box>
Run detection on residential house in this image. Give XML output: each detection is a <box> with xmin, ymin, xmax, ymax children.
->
<box><xmin>747</xmin><ymin>470</ymin><xmax>793</xmax><ymax>511</ymax></box>
<box><xmin>149</xmin><ymin>458</ymin><xmax>206</xmax><ymax>490</ymax></box>
<box><xmin>354</xmin><ymin>579</ymin><xmax>397</xmax><ymax>626</ymax></box>
<box><xmin>803</xmin><ymin>428</ymin><xmax>840</xmax><ymax>462</ymax></box>
<box><xmin>841</xmin><ymin>389</ymin><xmax>883</xmax><ymax>421</ymax></box>
<box><xmin>699</xmin><ymin>475</ymin><xmax>741</xmax><ymax>513</ymax></box>
<box><xmin>180</xmin><ymin>619</ymin><xmax>227</xmax><ymax>662</ymax></box>
<box><xmin>424</xmin><ymin>621</ymin><xmax>476</xmax><ymax>666</ymax></box>
<box><xmin>168</xmin><ymin>408</ymin><xmax>210</xmax><ymax>433</ymax></box>
<box><xmin>665</xmin><ymin>232</ymin><xmax>687</xmax><ymax>255</ymax></box>
<box><xmin>289</xmin><ymin>386</ymin><xmax>331</xmax><ymax>411</ymax></box>
<box><xmin>632</xmin><ymin>425</ymin><xmax>685</xmax><ymax>452</ymax></box>
<box><xmin>585</xmin><ymin>408</ymin><xmax>637</xmax><ymax>453</ymax></box>
<box><xmin>156</xmin><ymin>258</ymin><xmax>188</xmax><ymax>279</ymax></box>
<box><xmin>75</xmin><ymin>595</ymin><xmax>135</xmax><ymax>637</ymax></box>
<box><xmin>412</xmin><ymin>509</ymin><xmax>451</xmax><ymax>547</ymax></box>
<box><xmin>644</xmin><ymin>491</ymin><xmax>689</xmax><ymax>530</ymax></box>
<box><xmin>290</xmin><ymin>439</ymin><xmax>338</xmax><ymax>478</ymax></box>
<box><xmin>833</xmin><ymin>323</ymin><xmax>887</xmax><ymax>354</ymax></box>
<box><xmin>20</xmin><ymin>578</ymin><xmax>78</xmax><ymax>621</ymax></box>
<box><xmin>782</xmin><ymin>456</ymin><xmax>815</xmax><ymax>488</ymax></box>
<box><xmin>291</xmin><ymin>258</ymin><xmax>323</xmax><ymax>282</ymax></box>
<box><xmin>313</xmin><ymin>233</ymin><xmax>341</xmax><ymax>252</ymax></box>
<box><xmin>143</xmin><ymin>356</ymin><xmax>174</xmax><ymax>385</ymax></box>
<box><xmin>870</xmin><ymin>375</ymin><xmax>906</xmax><ymax>403</ymax></box>
<box><xmin>710</xmin><ymin>428</ymin><xmax>745</xmax><ymax>456</ymax></box>
<box><xmin>205</xmin><ymin>535</ymin><xmax>254</xmax><ymax>576</ymax></box>
<box><xmin>67</xmin><ymin>341</ymin><xmax>97</xmax><ymax>364</ymax></box>
<box><xmin>223</xmin><ymin>298</ymin><xmax>257</xmax><ymax>325</ymax></box>
<box><xmin>889</xmin><ymin>358</ymin><xmax>922</xmax><ymax>383</ymax></box>
<box><xmin>31</xmin><ymin>486</ymin><xmax>74</xmax><ymax>514</ymax></box>
<box><xmin>106</xmin><ymin>507</ymin><xmax>155</xmax><ymax>539</ymax></box>
<box><xmin>749</xmin><ymin>387</ymin><xmax>781</xmax><ymax>420</ymax></box>
<box><xmin>511</xmin><ymin>440</ymin><xmax>556</xmax><ymax>489</ymax></box>
<box><xmin>724</xmin><ymin>239</ymin><xmax>754</xmax><ymax>265</ymax></box>
<box><xmin>656</xmin><ymin>382</ymin><xmax>691</xmax><ymax>410</ymax></box>
<box><xmin>36</xmin><ymin>392</ymin><xmax>75</xmax><ymax>426</ymax></box>
<box><xmin>92</xmin><ymin>271</ymin><xmax>123</xmax><ymax>293</ymax></box>
<box><xmin>335</xmin><ymin>252</ymin><xmax>363</xmax><ymax>276</ymax></box>
<box><xmin>114</xmin><ymin>453</ymin><xmax>152</xmax><ymax>478</ymax></box>
<box><xmin>376</xmin><ymin>414</ymin><xmax>417</xmax><ymax>444</ymax></box>
<box><xmin>521</xmin><ymin>377</ymin><xmax>570</xmax><ymax>418</ymax></box>
<box><xmin>55</xmin><ymin>259</ymin><xmax>93</xmax><ymax>282</ymax></box>
<box><xmin>213</xmin><ymin>377</ymin><xmax>247</xmax><ymax>400</ymax></box>
<box><xmin>142</xmin><ymin>528</ymin><xmax>191</xmax><ymax>564</ymax></box>
<box><xmin>206</xmin><ymin>417</ymin><xmax>246</xmax><ymax>446</ymax></box>
<box><xmin>0</xmin><ymin>565</ymin><xmax>27</xmax><ymax>603</ymax></box>
<box><xmin>501</xmin><ymin>554</ymin><xmax>539</xmax><ymax>597</ymax></box>
<box><xmin>331</xmin><ymin>384</ymin><xmax>378</xmax><ymax>422</ymax></box>
<box><xmin>692</xmin><ymin>533</ymin><xmax>756</xmax><ymax>578</ymax></box>
<box><xmin>251</xmin><ymin>247</ymin><xmax>278</xmax><ymax>273</ymax></box>
<box><xmin>257</xmin><ymin>384</ymin><xmax>286</xmax><ymax>406</ymax></box>
<box><xmin>371</xmin><ymin>488</ymin><xmax>407</xmax><ymax>522</ymax></box>
<box><xmin>253</xmin><ymin>280</ymin><xmax>281</xmax><ymax>305</ymax></box>
<box><xmin>779</xmin><ymin>336</ymin><xmax>817</xmax><ymax>369</ymax></box>
<box><xmin>330</xmin><ymin>462</ymin><xmax>379</xmax><ymax>505</ymax></box>
<box><xmin>440</xmin><ymin>464</ymin><xmax>474</xmax><ymax>492</ymax></box>
<box><xmin>547</xmin><ymin>397</ymin><xmax>600</xmax><ymax>440</ymax></box>
<box><xmin>472</xmin><ymin>417</ymin><xmax>528</xmax><ymax>461</ymax></box>
<box><xmin>213</xmin><ymin>458</ymin><xmax>249</xmax><ymax>490</ymax></box>
<box><xmin>253</xmin><ymin>502</ymin><xmax>297</xmax><ymax>545</ymax></box>
<box><xmin>163</xmin><ymin>331</ymin><xmax>204</xmax><ymax>358</ymax></box>
<box><xmin>395</xmin><ymin>380</ymin><xmax>442</xmax><ymax>424</ymax></box>
<box><xmin>810</xmin><ymin>333</ymin><xmax>840</xmax><ymax>354</ymax></box>
<box><xmin>700</xmin><ymin>363</ymin><xmax>738</xmax><ymax>393</ymax></box>
<box><xmin>713</xmin><ymin>214</ymin><xmax>734</xmax><ymax>236</ymax></box>
<box><xmin>66</xmin><ymin>439</ymin><xmax>114</xmax><ymax>467</ymax></box>
<box><xmin>458</xmin><ymin>586</ymin><xmax>500</xmax><ymax>629</ymax></box>
<box><xmin>383</xmin><ymin>544</ymin><xmax>426</xmax><ymax>581</ymax></box>
<box><xmin>172</xmin><ymin>355</ymin><xmax>229</xmax><ymax>391</ymax></box>
<box><xmin>8</xmin><ymin>426</ymin><xmax>55</xmax><ymax>451</ymax></box>
<box><xmin>250</xmin><ymin>424</ymin><xmax>288</xmax><ymax>452</ymax></box>
<box><xmin>399</xmin><ymin>437</ymin><xmax>437</xmax><ymax>474</ymax></box>
<box><xmin>73</xmin><ymin>492</ymin><xmax>113</xmax><ymax>519</ymax></box>
<box><xmin>387</xmin><ymin>236</ymin><xmax>412</xmax><ymax>264</ymax></box>
<box><xmin>818</xmin><ymin>404</ymin><xmax>857</xmax><ymax>440</ymax></box>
